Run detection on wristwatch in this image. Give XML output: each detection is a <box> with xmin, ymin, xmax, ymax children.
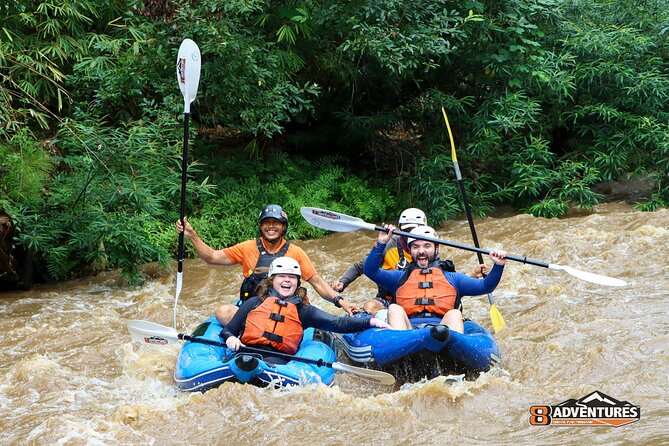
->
<box><xmin>333</xmin><ymin>295</ymin><xmax>343</xmax><ymax>308</ymax></box>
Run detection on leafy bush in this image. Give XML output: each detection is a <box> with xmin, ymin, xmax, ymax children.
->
<box><xmin>180</xmin><ymin>150</ymin><xmax>393</xmax><ymax>255</ymax></box>
<box><xmin>3</xmin><ymin>0</ymin><xmax>669</xmax><ymax>287</ymax></box>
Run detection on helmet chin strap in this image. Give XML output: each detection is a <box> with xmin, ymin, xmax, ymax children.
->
<box><xmin>262</xmin><ymin>233</ymin><xmax>283</xmax><ymax>244</ymax></box>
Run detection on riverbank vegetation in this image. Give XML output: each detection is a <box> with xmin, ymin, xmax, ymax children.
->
<box><xmin>1</xmin><ymin>0</ymin><xmax>667</xmax><ymax>285</ymax></box>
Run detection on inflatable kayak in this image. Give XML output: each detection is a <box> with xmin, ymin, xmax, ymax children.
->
<box><xmin>336</xmin><ymin>315</ymin><xmax>501</xmax><ymax>382</ymax></box>
<box><xmin>174</xmin><ymin>316</ymin><xmax>338</xmax><ymax>391</ymax></box>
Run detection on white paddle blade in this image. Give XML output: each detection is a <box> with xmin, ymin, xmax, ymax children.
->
<box><xmin>549</xmin><ymin>264</ymin><xmax>627</xmax><ymax>287</ymax></box>
<box><xmin>127</xmin><ymin>320</ymin><xmax>180</xmax><ymax>346</ymax></box>
<box><xmin>300</xmin><ymin>207</ymin><xmax>376</xmax><ymax>232</ymax></box>
<box><xmin>176</xmin><ymin>39</ymin><xmax>201</xmax><ymax>113</ymax></box>
<box><xmin>332</xmin><ymin>362</ymin><xmax>396</xmax><ymax>385</ymax></box>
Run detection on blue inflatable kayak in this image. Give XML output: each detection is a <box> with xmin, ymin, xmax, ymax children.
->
<box><xmin>174</xmin><ymin>316</ymin><xmax>337</xmax><ymax>391</ymax></box>
<box><xmin>336</xmin><ymin>315</ymin><xmax>501</xmax><ymax>381</ymax></box>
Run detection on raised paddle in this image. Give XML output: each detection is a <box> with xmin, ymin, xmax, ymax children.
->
<box><xmin>174</xmin><ymin>39</ymin><xmax>201</xmax><ymax>329</ymax></box>
<box><xmin>300</xmin><ymin>207</ymin><xmax>628</xmax><ymax>287</ymax></box>
<box><xmin>442</xmin><ymin>107</ymin><xmax>506</xmax><ymax>333</ymax></box>
<box><xmin>127</xmin><ymin>320</ymin><xmax>396</xmax><ymax>385</ymax></box>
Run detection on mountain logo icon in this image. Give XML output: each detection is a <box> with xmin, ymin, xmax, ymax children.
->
<box><xmin>530</xmin><ymin>391</ymin><xmax>640</xmax><ymax>427</ymax></box>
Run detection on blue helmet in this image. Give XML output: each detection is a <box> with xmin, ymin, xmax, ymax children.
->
<box><xmin>258</xmin><ymin>204</ymin><xmax>288</xmax><ymax>235</ymax></box>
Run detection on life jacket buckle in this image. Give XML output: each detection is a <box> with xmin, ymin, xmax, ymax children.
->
<box><xmin>262</xmin><ymin>331</ymin><xmax>283</xmax><ymax>343</ymax></box>
<box><xmin>418</xmin><ymin>281</ymin><xmax>433</xmax><ymax>289</ymax></box>
<box><xmin>269</xmin><ymin>313</ymin><xmax>285</xmax><ymax>322</ymax></box>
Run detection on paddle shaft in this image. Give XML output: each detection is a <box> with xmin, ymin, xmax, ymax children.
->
<box><xmin>178</xmin><ymin>333</ymin><xmax>338</xmax><ymax>369</ymax></box>
<box><xmin>455</xmin><ymin>170</ymin><xmax>485</xmax><ymax>265</ymax></box>
<box><xmin>177</xmin><ymin>112</ymin><xmax>189</xmax><ymax>275</ymax></box>
<box><xmin>443</xmin><ymin>108</ymin><xmax>485</xmax><ymax>265</ymax></box>
<box><xmin>381</xmin><ymin>225</ymin><xmax>549</xmax><ymax>268</ymax></box>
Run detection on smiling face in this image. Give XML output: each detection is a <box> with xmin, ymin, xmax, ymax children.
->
<box><xmin>260</xmin><ymin>218</ymin><xmax>286</xmax><ymax>243</ymax></box>
<box><xmin>409</xmin><ymin>240</ymin><xmax>438</xmax><ymax>268</ymax></box>
<box><xmin>272</xmin><ymin>273</ymin><xmax>299</xmax><ymax>298</ymax></box>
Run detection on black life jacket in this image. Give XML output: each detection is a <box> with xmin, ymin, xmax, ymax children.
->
<box><xmin>238</xmin><ymin>239</ymin><xmax>291</xmax><ymax>301</ymax></box>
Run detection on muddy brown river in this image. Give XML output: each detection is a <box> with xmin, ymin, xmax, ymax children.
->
<box><xmin>1</xmin><ymin>202</ymin><xmax>666</xmax><ymax>445</ymax></box>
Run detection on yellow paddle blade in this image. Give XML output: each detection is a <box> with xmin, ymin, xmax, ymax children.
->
<box><xmin>441</xmin><ymin>107</ymin><xmax>458</xmax><ymax>163</ymax></box>
<box><xmin>490</xmin><ymin>304</ymin><xmax>506</xmax><ymax>333</ymax></box>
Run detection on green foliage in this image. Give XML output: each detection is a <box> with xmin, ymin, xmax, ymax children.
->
<box><xmin>9</xmin><ymin>113</ymin><xmax>191</xmax><ymax>283</ymax></box>
<box><xmin>410</xmin><ymin>144</ymin><xmax>498</xmax><ymax>225</ymax></box>
<box><xmin>182</xmin><ymin>151</ymin><xmax>392</xmax><ymax>254</ymax></box>
<box><xmin>0</xmin><ymin>129</ymin><xmax>52</xmax><ymax>204</ymax></box>
<box><xmin>4</xmin><ymin>0</ymin><xmax>669</xmax><ymax>286</ymax></box>
<box><xmin>404</xmin><ymin>0</ymin><xmax>669</xmax><ymax>218</ymax></box>
<box><xmin>0</xmin><ymin>0</ymin><xmax>144</xmax><ymax>135</ymax></box>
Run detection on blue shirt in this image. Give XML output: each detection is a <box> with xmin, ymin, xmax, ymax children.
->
<box><xmin>363</xmin><ymin>241</ymin><xmax>504</xmax><ymax>297</ymax></box>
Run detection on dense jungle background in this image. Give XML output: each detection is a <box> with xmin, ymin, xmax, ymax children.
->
<box><xmin>1</xmin><ymin>0</ymin><xmax>668</xmax><ymax>288</ymax></box>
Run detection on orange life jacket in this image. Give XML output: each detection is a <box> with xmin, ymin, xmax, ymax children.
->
<box><xmin>241</xmin><ymin>296</ymin><xmax>303</xmax><ymax>354</ymax></box>
<box><xmin>394</xmin><ymin>266</ymin><xmax>458</xmax><ymax>317</ymax></box>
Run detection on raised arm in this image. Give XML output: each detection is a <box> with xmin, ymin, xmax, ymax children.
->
<box><xmin>363</xmin><ymin>242</ymin><xmax>403</xmax><ymax>294</ymax></box>
<box><xmin>307</xmin><ymin>273</ymin><xmax>360</xmax><ymax>315</ymax></box>
<box><xmin>331</xmin><ymin>257</ymin><xmax>365</xmax><ymax>292</ymax></box>
<box><xmin>449</xmin><ymin>249</ymin><xmax>507</xmax><ymax>296</ymax></box>
<box><xmin>176</xmin><ymin>216</ymin><xmax>235</xmax><ymax>265</ymax></box>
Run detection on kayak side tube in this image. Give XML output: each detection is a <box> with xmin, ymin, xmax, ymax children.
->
<box><xmin>174</xmin><ymin>316</ymin><xmax>337</xmax><ymax>391</ymax></box>
<box><xmin>338</xmin><ymin>318</ymin><xmax>500</xmax><ymax>371</ymax></box>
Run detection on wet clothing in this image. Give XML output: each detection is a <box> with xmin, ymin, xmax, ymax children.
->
<box><xmin>395</xmin><ymin>264</ymin><xmax>459</xmax><ymax>317</ymax></box>
<box><xmin>240</xmin><ymin>296</ymin><xmax>303</xmax><ymax>354</ymax></box>
<box><xmin>224</xmin><ymin>238</ymin><xmax>317</xmax><ymax>281</ymax></box>
<box><xmin>363</xmin><ymin>241</ymin><xmax>504</xmax><ymax>317</ymax></box>
<box><xmin>221</xmin><ymin>293</ymin><xmax>373</xmax><ymax>354</ymax></box>
<box><xmin>338</xmin><ymin>236</ymin><xmax>411</xmax><ymax>298</ymax></box>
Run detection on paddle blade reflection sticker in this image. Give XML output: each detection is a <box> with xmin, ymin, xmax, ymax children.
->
<box><xmin>310</xmin><ymin>209</ymin><xmax>341</xmax><ymax>220</ymax></box>
<box><xmin>530</xmin><ymin>391</ymin><xmax>640</xmax><ymax>427</ymax></box>
<box><xmin>144</xmin><ymin>336</ymin><xmax>169</xmax><ymax>346</ymax></box>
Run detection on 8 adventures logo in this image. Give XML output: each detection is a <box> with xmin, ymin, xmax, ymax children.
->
<box><xmin>530</xmin><ymin>391</ymin><xmax>640</xmax><ymax>427</ymax></box>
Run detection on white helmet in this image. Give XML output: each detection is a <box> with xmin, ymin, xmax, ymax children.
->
<box><xmin>398</xmin><ymin>208</ymin><xmax>427</xmax><ymax>230</ymax></box>
<box><xmin>268</xmin><ymin>256</ymin><xmax>301</xmax><ymax>278</ymax></box>
<box><xmin>407</xmin><ymin>225</ymin><xmax>437</xmax><ymax>245</ymax></box>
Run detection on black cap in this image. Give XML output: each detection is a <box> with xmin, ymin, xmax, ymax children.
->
<box><xmin>258</xmin><ymin>204</ymin><xmax>288</xmax><ymax>228</ymax></box>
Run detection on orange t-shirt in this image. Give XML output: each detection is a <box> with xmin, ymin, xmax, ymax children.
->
<box><xmin>223</xmin><ymin>238</ymin><xmax>317</xmax><ymax>282</ymax></box>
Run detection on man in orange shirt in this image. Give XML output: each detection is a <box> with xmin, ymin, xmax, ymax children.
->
<box><xmin>177</xmin><ymin>204</ymin><xmax>359</xmax><ymax>325</ymax></box>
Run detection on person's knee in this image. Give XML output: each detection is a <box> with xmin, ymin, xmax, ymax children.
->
<box><xmin>442</xmin><ymin>309</ymin><xmax>464</xmax><ymax>333</ymax></box>
<box><xmin>447</xmin><ymin>309</ymin><xmax>462</xmax><ymax>318</ymax></box>
<box><xmin>362</xmin><ymin>299</ymin><xmax>383</xmax><ymax>315</ymax></box>
<box><xmin>387</xmin><ymin>303</ymin><xmax>404</xmax><ymax>316</ymax></box>
<box><xmin>443</xmin><ymin>308</ymin><xmax>463</xmax><ymax>322</ymax></box>
<box><xmin>215</xmin><ymin>304</ymin><xmax>238</xmax><ymax>325</ymax></box>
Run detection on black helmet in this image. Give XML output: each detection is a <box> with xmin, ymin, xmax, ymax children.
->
<box><xmin>258</xmin><ymin>204</ymin><xmax>288</xmax><ymax>232</ymax></box>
